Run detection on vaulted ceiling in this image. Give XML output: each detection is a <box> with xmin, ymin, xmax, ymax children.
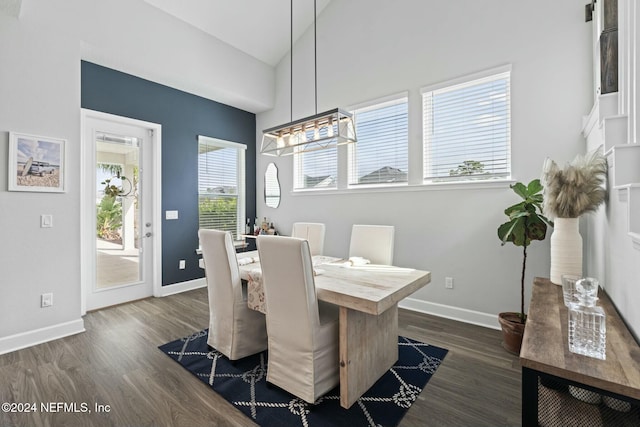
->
<box><xmin>142</xmin><ymin>0</ymin><xmax>332</xmax><ymax>66</ymax></box>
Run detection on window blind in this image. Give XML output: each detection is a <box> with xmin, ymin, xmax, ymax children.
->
<box><xmin>349</xmin><ymin>97</ymin><xmax>408</xmax><ymax>186</ymax></box>
<box><xmin>197</xmin><ymin>136</ymin><xmax>246</xmax><ymax>238</ymax></box>
<box><xmin>293</xmin><ymin>145</ymin><xmax>337</xmax><ymax>190</ymax></box>
<box><xmin>423</xmin><ymin>71</ymin><xmax>511</xmax><ymax>182</ymax></box>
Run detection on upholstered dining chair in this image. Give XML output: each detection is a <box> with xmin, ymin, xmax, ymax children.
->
<box><xmin>291</xmin><ymin>222</ymin><xmax>326</xmax><ymax>256</ymax></box>
<box><xmin>349</xmin><ymin>224</ymin><xmax>395</xmax><ymax>265</ymax></box>
<box><xmin>257</xmin><ymin>235</ymin><xmax>339</xmax><ymax>404</ymax></box>
<box><xmin>198</xmin><ymin>229</ymin><xmax>268</xmax><ymax>361</ymax></box>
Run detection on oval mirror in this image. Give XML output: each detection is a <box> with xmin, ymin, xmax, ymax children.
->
<box><xmin>264</xmin><ymin>163</ymin><xmax>281</xmax><ymax>208</ymax></box>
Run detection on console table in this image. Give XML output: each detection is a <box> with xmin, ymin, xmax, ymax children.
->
<box><xmin>520</xmin><ymin>277</ymin><xmax>640</xmax><ymax>426</ymax></box>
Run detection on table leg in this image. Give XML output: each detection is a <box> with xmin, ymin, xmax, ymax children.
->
<box><xmin>339</xmin><ymin>304</ymin><xmax>398</xmax><ymax>409</ymax></box>
<box><xmin>522</xmin><ymin>367</ymin><xmax>538</xmax><ymax>427</ymax></box>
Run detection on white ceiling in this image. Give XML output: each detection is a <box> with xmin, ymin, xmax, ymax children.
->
<box><xmin>142</xmin><ymin>0</ymin><xmax>332</xmax><ymax>67</ymax></box>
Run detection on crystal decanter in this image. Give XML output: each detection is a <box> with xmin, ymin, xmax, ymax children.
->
<box><xmin>568</xmin><ymin>277</ymin><xmax>606</xmax><ymax>360</ymax></box>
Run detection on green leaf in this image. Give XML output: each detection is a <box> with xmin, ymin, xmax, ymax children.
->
<box><xmin>527</xmin><ymin>179</ymin><xmax>543</xmax><ymax>195</ymax></box>
<box><xmin>511</xmin><ymin>182</ymin><xmax>527</xmax><ymax>200</ymax></box>
<box><xmin>499</xmin><ymin>180</ymin><xmax>550</xmax><ymax>248</ymax></box>
<box><xmin>498</xmin><ymin>220</ymin><xmax>517</xmax><ymax>245</ymax></box>
<box><xmin>509</xmin><ymin>211</ymin><xmax>530</xmax><ymax>220</ymax></box>
<box><xmin>504</xmin><ymin>202</ymin><xmax>525</xmax><ymax>216</ymax></box>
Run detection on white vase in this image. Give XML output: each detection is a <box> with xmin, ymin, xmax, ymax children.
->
<box><xmin>550</xmin><ymin>218</ymin><xmax>582</xmax><ymax>285</ymax></box>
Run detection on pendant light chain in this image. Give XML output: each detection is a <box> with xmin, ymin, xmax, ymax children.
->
<box><xmin>314</xmin><ymin>0</ymin><xmax>318</xmax><ymax>115</ymax></box>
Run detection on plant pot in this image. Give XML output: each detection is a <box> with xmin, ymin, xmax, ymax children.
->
<box><xmin>498</xmin><ymin>312</ymin><xmax>526</xmax><ymax>355</ymax></box>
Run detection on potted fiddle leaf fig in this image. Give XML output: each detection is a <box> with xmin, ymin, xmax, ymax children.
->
<box><xmin>497</xmin><ymin>179</ymin><xmax>552</xmax><ymax>354</ymax></box>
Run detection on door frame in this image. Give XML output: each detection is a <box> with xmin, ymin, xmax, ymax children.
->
<box><xmin>80</xmin><ymin>109</ymin><xmax>163</xmax><ymax>315</ymax></box>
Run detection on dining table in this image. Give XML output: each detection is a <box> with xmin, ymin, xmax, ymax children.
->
<box><xmin>230</xmin><ymin>250</ymin><xmax>432</xmax><ymax>409</ymax></box>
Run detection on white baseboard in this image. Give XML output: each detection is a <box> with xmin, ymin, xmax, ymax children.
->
<box><xmin>0</xmin><ymin>318</ymin><xmax>85</xmax><ymax>355</ymax></box>
<box><xmin>399</xmin><ymin>297</ymin><xmax>500</xmax><ymax>330</ymax></box>
<box><xmin>157</xmin><ymin>278</ymin><xmax>206</xmax><ymax>297</ymax></box>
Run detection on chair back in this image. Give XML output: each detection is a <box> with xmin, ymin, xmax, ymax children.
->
<box><xmin>257</xmin><ymin>235</ymin><xmax>319</xmax><ymax>353</ymax></box>
<box><xmin>349</xmin><ymin>224</ymin><xmax>395</xmax><ymax>265</ymax></box>
<box><xmin>291</xmin><ymin>222</ymin><xmax>326</xmax><ymax>256</ymax></box>
<box><xmin>198</xmin><ymin>229</ymin><xmax>243</xmax><ymax>352</ymax></box>
<box><xmin>198</xmin><ymin>229</ymin><xmax>242</xmax><ymax>334</ymax></box>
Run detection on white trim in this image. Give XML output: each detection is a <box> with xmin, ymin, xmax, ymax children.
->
<box><xmin>420</xmin><ymin>64</ymin><xmax>512</xmax><ymax>94</ymax></box>
<box><xmin>80</xmin><ymin>109</ymin><xmax>163</xmax><ymax>313</ymax></box>
<box><xmin>0</xmin><ymin>319</ymin><xmax>85</xmax><ymax>356</ymax></box>
<box><xmin>197</xmin><ymin>136</ymin><xmax>247</xmax><ymax>238</ymax></box>
<box><xmin>292</xmin><ymin>179</ymin><xmax>515</xmax><ymax>196</ymax></box>
<box><xmin>399</xmin><ymin>297</ymin><xmax>500</xmax><ymax>330</ymax></box>
<box><xmin>157</xmin><ymin>278</ymin><xmax>207</xmax><ymax>297</ymax></box>
<box><xmin>197</xmin><ymin>135</ymin><xmax>247</xmax><ymax>150</ymax></box>
<box><xmin>346</xmin><ymin>91</ymin><xmax>409</xmax><ymax>112</ymax></box>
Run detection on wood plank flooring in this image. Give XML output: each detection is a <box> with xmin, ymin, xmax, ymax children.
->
<box><xmin>0</xmin><ymin>288</ymin><xmax>521</xmax><ymax>426</ymax></box>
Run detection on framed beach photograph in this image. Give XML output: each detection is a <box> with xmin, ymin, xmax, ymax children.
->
<box><xmin>8</xmin><ymin>132</ymin><xmax>66</xmax><ymax>192</ymax></box>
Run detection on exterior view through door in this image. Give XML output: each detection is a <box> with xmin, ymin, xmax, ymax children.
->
<box><xmin>82</xmin><ymin>110</ymin><xmax>161</xmax><ymax>312</ymax></box>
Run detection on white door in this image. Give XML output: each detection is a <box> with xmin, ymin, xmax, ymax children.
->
<box><xmin>81</xmin><ymin>110</ymin><xmax>162</xmax><ymax>312</ymax></box>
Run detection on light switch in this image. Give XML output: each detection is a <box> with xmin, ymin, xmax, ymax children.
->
<box><xmin>41</xmin><ymin>293</ymin><xmax>53</xmax><ymax>307</ymax></box>
<box><xmin>166</xmin><ymin>210</ymin><xmax>179</xmax><ymax>220</ymax></box>
<box><xmin>41</xmin><ymin>214</ymin><xmax>53</xmax><ymax>228</ymax></box>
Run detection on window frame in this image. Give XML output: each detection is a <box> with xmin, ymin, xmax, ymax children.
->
<box><xmin>347</xmin><ymin>92</ymin><xmax>409</xmax><ymax>188</ymax></box>
<box><xmin>197</xmin><ymin>135</ymin><xmax>246</xmax><ymax>240</ymax></box>
<box><xmin>421</xmin><ymin>65</ymin><xmax>512</xmax><ymax>184</ymax></box>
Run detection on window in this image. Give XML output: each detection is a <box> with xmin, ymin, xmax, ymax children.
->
<box><xmin>197</xmin><ymin>136</ymin><xmax>246</xmax><ymax>239</ymax></box>
<box><xmin>348</xmin><ymin>96</ymin><xmax>408</xmax><ymax>186</ymax></box>
<box><xmin>293</xmin><ymin>94</ymin><xmax>408</xmax><ymax>191</ymax></box>
<box><xmin>422</xmin><ymin>68</ymin><xmax>511</xmax><ymax>183</ymax></box>
<box><xmin>293</xmin><ymin>146</ymin><xmax>337</xmax><ymax>190</ymax></box>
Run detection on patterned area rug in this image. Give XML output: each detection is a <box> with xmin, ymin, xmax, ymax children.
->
<box><xmin>159</xmin><ymin>330</ymin><xmax>447</xmax><ymax>427</ymax></box>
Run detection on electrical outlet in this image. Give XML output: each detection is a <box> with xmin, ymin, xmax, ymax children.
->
<box><xmin>445</xmin><ymin>277</ymin><xmax>454</xmax><ymax>289</ymax></box>
<box><xmin>41</xmin><ymin>293</ymin><xmax>53</xmax><ymax>307</ymax></box>
<box><xmin>179</xmin><ymin>260</ymin><xmax>186</xmax><ymax>269</ymax></box>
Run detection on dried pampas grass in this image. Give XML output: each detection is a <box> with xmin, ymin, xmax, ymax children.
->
<box><xmin>541</xmin><ymin>149</ymin><xmax>608</xmax><ymax>219</ymax></box>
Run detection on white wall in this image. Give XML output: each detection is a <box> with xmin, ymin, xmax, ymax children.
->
<box><xmin>0</xmin><ymin>0</ymin><xmax>275</xmax><ymax>353</ymax></box>
<box><xmin>0</xmin><ymin>14</ymin><xmax>84</xmax><ymax>346</ymax></box>
<box><xmin>598</xmin><ymin>188</ymin><xmax>640</xmax><ymax>339</ymax></box>
<box><xmin>256</xmin><ymin>0</ymin><xmax>593</xmax><ymax>328</ymax></box>
<box><xmin>18</xmin><ymin>0</ymin><xmax>274</xmax><ymax>114</ymax></box>
<box><xmin>582</xmin><ymin>0</ymin><xmax>640</xmax><ymax>339</ymax></box>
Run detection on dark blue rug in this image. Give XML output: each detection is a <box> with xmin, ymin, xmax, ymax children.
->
<box><xmin>159</xmin><ymin>330</ymin><xmax>447</xmax><ymax>427</ymax></box>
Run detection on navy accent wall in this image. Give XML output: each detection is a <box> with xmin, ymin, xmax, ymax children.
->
<box><xmin>81</xmin><ymin>61</ymin><xmax>256</xmax><ymax>286</ymax></box>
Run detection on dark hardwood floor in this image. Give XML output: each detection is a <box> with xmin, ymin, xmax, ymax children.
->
<box><xmin>0</xmin><ymin>288</ymin><xmax>521</xmax><ymax>426</ymax></box>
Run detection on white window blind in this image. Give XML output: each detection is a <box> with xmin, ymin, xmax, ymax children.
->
<box><xmin>197</xmin><ymin>136</ymin><xmax>246</xmax><ymax>238</ymax></box>
<box><xmin>422</xmin><ymin>70</ymin><xmax>511</xmax><ymax>182</ymax></box>
<box><xmin>348</xmin><ymin>96</ymin><xmax>408</xmax><ymax>186</ymax></box>
<box><xmin>293</xmin><ymin>146</ymin><xmax>337</xmax><ymax>190</ymax></box>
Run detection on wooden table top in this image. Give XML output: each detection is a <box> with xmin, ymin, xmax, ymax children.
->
<box><xmin>236</xmin><ymin>250</ymin><xmax>431</xmax><ymax>316</ymax></box>
<box><xmin>314</xmin><ymin>263</ymin><xmax>431</xmax><ymax>315</ymax></box>
<box><xmin>520</xmin><ymin>277</ymin><xmax>640</xmax><ymax>400</ymax></box>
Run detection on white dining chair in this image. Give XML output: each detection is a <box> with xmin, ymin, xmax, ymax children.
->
<box><xmin>198</xmin><ymin>229</ymin><xmax>268</xmax><ymax>361</ymax></box>
<box><xmin>349</xmin><ymin>224</ymin><xmax>395</xmax><ymax>265</ymax></box>
<box><xmin>291</xmin><ymin>222</ymin><xmax>326</xmax><ymax>256</ymax></box>
<box><xmin>257</xmin><ymin>235</ymin><xmax>339</xmax><ymax>404</ymax></box>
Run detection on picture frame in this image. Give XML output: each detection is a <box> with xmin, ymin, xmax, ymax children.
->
<box><xmin>8</xmin><ymin>132</ymin><xmax>66</xmax><ymax>192</ymax></box>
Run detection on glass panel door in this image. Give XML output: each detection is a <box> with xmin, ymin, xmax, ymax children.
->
<box><xmin>95</xmin><ymin>132</ymin><xmax>142</xmax><ymax>288</ymax></box>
